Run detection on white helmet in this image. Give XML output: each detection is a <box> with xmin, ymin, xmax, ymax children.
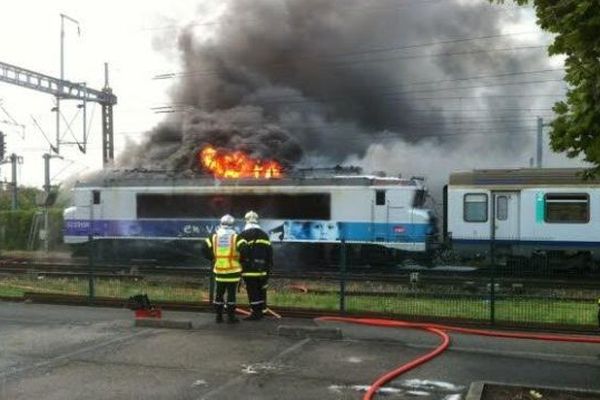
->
<box><xmin>244</xmin><ymin>210</ymin><xmax>259</xmax><ymax>224</ymax></box>
<box><xmin>220</xmin><ymin>214</ymin><xmax>235</xmax><ymax>227</ymax></box>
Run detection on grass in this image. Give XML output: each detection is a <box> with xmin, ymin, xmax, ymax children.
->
<box><xmin>0</xmin><ymin>275</ymin><xmax>596</xmax><ymax>327</ymax></box>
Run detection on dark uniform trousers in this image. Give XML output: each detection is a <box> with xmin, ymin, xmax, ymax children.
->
<box><xmin>243</xmin><ymin>274</ymin><xmax>268</xmax><ymax>315</ymax></box>
<box><xmin>214</xmin><ymin>281</ymin><xmax>238</xmax><ymax>319</ymax></box>
<box><xmin>239</xmin><ymin>227</ymin><xmax>273</xmax><ymax>319</ymax></box>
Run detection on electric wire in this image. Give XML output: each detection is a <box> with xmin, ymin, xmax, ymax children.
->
<box><xmin>154</xmin><ymin>44</ymin><xmax>551</xmax><ymax>80</ymax></box>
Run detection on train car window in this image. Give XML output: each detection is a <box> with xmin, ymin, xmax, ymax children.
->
<box><xmin>463</xmin><ymin>193</ymin><xmax>488</xmax><ymax>222</ymax></box>
<box><xmin>544</xmin><ymin>193</ymin><xmax>589</xmax><ymax>223</ymax></box>
<box><xmin>376</xmin><ymin>190</ymin><xmax>386</xmax><ymax>206</ymax></box>
<box><xmin>497</xmin><ymin>196</ymin><xmax>508</xmax><ymax>221</ymax></box>
<box><xmin>92</xmin><ymin>190</ymin><xmax>101</xmax><ymax>205</ymax></box>
<box><xmin>137</xmin><ymin>193</ymin><xmax>330</xmax><ymax>219</ymax></box>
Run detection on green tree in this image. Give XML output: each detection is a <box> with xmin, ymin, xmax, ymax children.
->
<box><xmin>494</xmin><ymin>1</ymin><xmax>600</xmax><ymax>175</ymax></box>
<box><xmin>0</xmin><ymin>186</ymin><xmax>44</xmax><ymax>210</ymax></box>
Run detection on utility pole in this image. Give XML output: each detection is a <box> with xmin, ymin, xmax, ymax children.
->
<box><xmin>43</xmin><ymin>153</ymin><xmax>63</xmax><ymax>252</ymax></box>
<box><xmin>0</xmin><ymin>131</ymin><xmax>5</xmax><ymax>161</ymax></box>
<box><xmin>10</xmin><ymin>153</ymin><xmax>17</xmax><ymax>210</ymax></box>
<box><xmin>57</xmin><ymin>13</ymin><xmax>81</xmax><ymax>156</ymax></box>
<box><xmin>0</xmin><ymin>142</ymin><xmax>22</xmax><ymax>210</ymax></box>
<box><xmin>102</xmin><ymin>62</ymin><xmax>114</xmax><ymax>166</ymax></box>
<box><xmin>536</xmin><ymin>117</ymin><xmax>551</xmax><ymax>168</ymax></box>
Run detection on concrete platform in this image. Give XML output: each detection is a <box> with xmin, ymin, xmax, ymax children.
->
<box><xmin>0</xmin><ymin>301</ymin><xmax>599</xmax><ymax>399</ymax></box>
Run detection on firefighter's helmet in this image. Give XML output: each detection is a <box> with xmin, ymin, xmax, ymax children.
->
<box><xmin>220</xmin><ymin>214</ymin><xmax>235</xmax><ymax>227</ymax></box>
<box><xmin>244</xmin><ymin>210</ymin><xmax>259</xmax><ymax>224</ymax></box>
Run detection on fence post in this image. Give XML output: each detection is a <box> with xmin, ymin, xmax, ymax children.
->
<box><xmin>489</xmin><ymin>193</ymin><xmax>496</xmax><ymax>326</ymax></box>
<box><xmin>339</xmin><ymin>240</ymin><xmax>346</xmax><ymax>314</ymax></box>
<box><xmin>88</xmin><ymin>237</ymin><xmax>95</xmax><ymax>303</ymax></box>
<box><xmin>87</xmin><ymin>198</ymin><xmax>95</xmax><ymax>303</ymax></box>
<box><xmin>208</xmin><ymin>270</ymin><xmax>215</xmax><ymax>305</ymax></box>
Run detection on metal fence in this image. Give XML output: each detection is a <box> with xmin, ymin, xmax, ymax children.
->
<box><xmin>0</xmin><ymin>239</ymin><xmax>598</xmax><ymax>333</ymax></box>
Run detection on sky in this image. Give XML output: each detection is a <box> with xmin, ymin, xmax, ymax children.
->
<box><xmin>0</xmin><ymin>0</ymin><xmax>206</xmax><ymax>189</ymax></box>
<box><xmin>0</xmin><ymin>0</ymin><xmax>583</xmax><ymax>191</ymax></box>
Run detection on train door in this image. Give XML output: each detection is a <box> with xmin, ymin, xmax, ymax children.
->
<box><xmin>494</xmin><ymin>192</ymin><xmax>520</xmax><ymax>240</ymax></box>
<box><xmin>372</xmin><ymin>189</ymin><xmax>388</xmax><ymax>241</ymax></box>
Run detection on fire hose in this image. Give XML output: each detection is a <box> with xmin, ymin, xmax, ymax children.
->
<box><xmin>219</xmin><ymin>283</ymin><xmax>600</xmax><ymax>399</ymax></box>
<box><xmin>316</xmin><ymin>316</ymin><xmax>600</xmax><ymax>400</ymax></box>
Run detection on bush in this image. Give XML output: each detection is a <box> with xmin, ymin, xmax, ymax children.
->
<box><xmin>0</xmin><ymin>208</ymin><xmax>64</xmax><ymax>250</ymax></box>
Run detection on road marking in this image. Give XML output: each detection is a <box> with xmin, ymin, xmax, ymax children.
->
<box><xmin>199</xmin><ymin>338</ymin><xmax>310</xmax><ymax>400</ymax></box>
<box><xmin>0</xmin><ymin>330</ymin><xmax>151</xmax><ymax>379</ymax></box>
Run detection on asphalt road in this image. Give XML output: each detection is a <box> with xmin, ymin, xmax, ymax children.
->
<box><xmin>0</xmin><ymin>302</ymin><xmax>598</xmax><ymax>399</ymax></box>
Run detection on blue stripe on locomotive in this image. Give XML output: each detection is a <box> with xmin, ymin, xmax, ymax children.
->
<box><xmin>64</xmin><ymin>219</ymin><xmax>434</xmax><ymax>244</ymax></box>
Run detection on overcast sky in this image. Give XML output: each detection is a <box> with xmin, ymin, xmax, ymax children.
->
<box><xmin>0</xmin><ymin>0</ymin><xmax>209</xmax><ymax>188</ymax></box>
<box><xmin>0</xmin><ymin>0</ymin><xmax>580</xmax><ymax>190</ymax></box>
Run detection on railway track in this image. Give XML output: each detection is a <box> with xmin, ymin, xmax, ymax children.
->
<box><xmin>1</xmin><ymin>257</ymin><xmax>599</xmax><ymax>289</ymax></box>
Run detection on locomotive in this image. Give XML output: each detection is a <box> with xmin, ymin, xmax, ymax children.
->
<box><xmin>63</xmin><ymin>168</ymin><xmax>438</xmax><ymax>266</ymax></box>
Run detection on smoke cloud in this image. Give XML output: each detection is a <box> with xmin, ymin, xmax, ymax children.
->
<box><xmin>121</xmin><ymin>0</ymin><xmax>566</xmax><ymax>179</ymax></box>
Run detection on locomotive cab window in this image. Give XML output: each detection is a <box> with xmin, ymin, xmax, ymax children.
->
<box><xmin>463</xmin><ymin>193</ymin><xmax>488</xmax><ymax>222</ymax></box>
<box><xmin>544</xmin><ymin>193</ymin><xmax>589</xmax><ymax>223</ymax></box>
<box><xmin>92</xmin><ymin>190</ymin><xmax>101</xmax><ymax>205</ymax></box>
<box><xmin>375</xmin><ymin>190</ymin><xmax>386</xmax><ymax>206</ymax></box>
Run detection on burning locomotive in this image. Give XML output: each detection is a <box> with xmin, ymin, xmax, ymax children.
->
<box><xmin>63</xmin><ymin>147</ymin><xmax>438</xmax><ymax>266</ymax></box>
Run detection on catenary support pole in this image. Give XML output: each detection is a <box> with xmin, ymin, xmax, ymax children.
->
<box><xmin>10</xmin><ymin>153</ymin><xmax>17</xmax><ymax>210</ymax></box>
<box><xmin>88</xmin><ymin>191</ymin><xmax>96</xmax><ymax>302</ymax></box>
<box><xmin>43</xmin><ymin>153</ymin><xmax>50</xmax><ymax>252</ymax></box>
<box><xmin>536</xmin><ymin>117</ymin><xmax>543</xmax><ymax>168</ymax></box>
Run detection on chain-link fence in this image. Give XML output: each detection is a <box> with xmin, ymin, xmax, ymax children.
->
<box><xmin>1</xmin><ymin>239</ymin><xmax>598</xmax><ymax>332</ymax></box>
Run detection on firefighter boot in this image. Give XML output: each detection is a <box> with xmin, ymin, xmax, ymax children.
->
<box><xmin>227</xmin><ymin>306</ymin><xmax>239</xmax><ymax>324</ymax></box>
<box><xmin>244</xmin><ymin>304</ymin><xmax>263</xmax><ymax>321</ymax></box>
<box><xmin>215</xmin><ymin>304</ymin><xmax>224</xmax><ymax>323</ymax></box>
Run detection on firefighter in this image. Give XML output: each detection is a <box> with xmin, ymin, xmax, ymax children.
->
<box><xmin>203</xmin><ymin>214</ymin><xmax>245</xmax><ymax>324</ymax></box>
<box><xmin>239</xmin><ymin>210</ymin><xmax>273</xmax><ymax>321</ymax></box>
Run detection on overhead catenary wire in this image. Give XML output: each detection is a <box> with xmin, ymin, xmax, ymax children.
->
<box><xmin>114</xmin><ymin>127</ymin><xmax>541</xmax><ymax>142</ymax></box>
<box><xmin>154</xmin><ymin>44</ymin><xmax>551</xmax><ymax>80</ymax></box>
<box><xmin>151</xmin><ymin>93</ymin><xmax>565</xmax><ymax>114</ymax></box>
<box><xmin>294</xmin><ymin>68</ymin><xmax>566</xmax><ymax>100</ymax></box>
<box><xmin>249</xmin><ymin>78</ymin><xmax>566</xmax><ymax>106</ymax></box>
<box><xmin>150</xmin><ymin>67</ymin><xmax>567</xmax><ymax>111</ymax></box>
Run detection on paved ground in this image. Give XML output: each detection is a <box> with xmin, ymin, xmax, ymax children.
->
<box><xmin>0</xmin><ymin>302</ymin><xmax>599</xmax><ymax>400</ymax></box>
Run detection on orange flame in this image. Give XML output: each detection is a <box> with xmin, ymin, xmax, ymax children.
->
<box><xmin>199</xmin><ymin>145</ymin><xmax>283</xmax><ymax>179</ymax></box>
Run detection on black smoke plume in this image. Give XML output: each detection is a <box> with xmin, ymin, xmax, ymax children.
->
<box><xmin>121</xmin><ymin>0</ymin><xmax>562</xmax><ymax>175</ymax></box>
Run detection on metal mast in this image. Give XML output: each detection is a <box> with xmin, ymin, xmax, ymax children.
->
<box><xmin>0</xmin><ymin>60</ymin><xmax>117</xmax><ymax>166</ymax></box>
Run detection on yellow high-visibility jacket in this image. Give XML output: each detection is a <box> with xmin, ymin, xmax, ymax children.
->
<box><xmin>204</xmin><ymin>231</ymin><xmax>245</xmax><ymax>283</ymax></box>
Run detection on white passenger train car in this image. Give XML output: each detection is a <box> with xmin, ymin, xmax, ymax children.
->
<box><xmin>63</xmin><ymin>171</ymin><xmax>438</xmax><ymax>263</ymax></box>
<box><xmin>445</xmin><ymin>168</ymin><xmax>600</xmax><ymax>268</ymax></box>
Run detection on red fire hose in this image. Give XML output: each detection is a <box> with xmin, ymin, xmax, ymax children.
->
<box><xmin>316</xmin><ymin>317</ymin><xmax>600</xmax><ymax>400</ymax></box>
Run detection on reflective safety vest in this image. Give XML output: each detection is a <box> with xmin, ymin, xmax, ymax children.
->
<box><xmin>211</xmin><ymin>232</ymin><xmax>242</xmax><ymax>282</ymax></box>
